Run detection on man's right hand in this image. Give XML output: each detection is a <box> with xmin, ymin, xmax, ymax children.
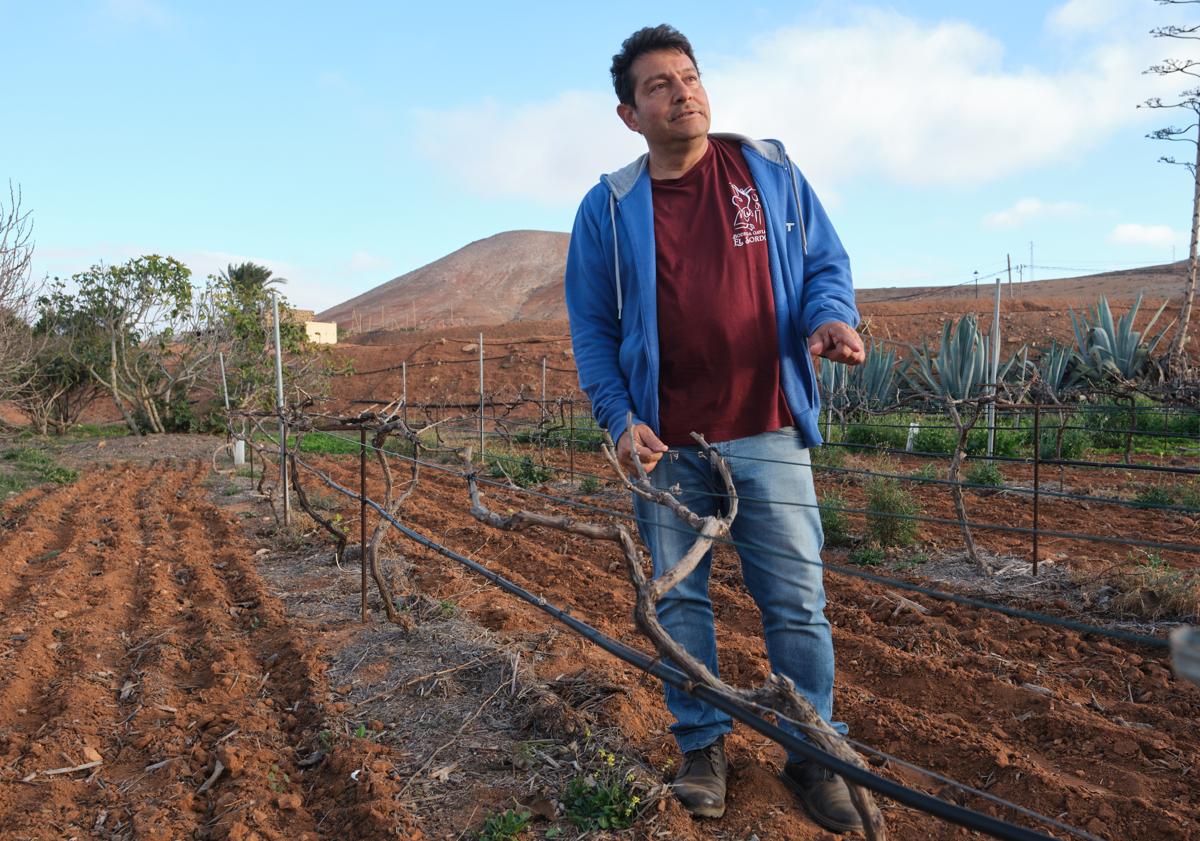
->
<box><xmin>616</xmin><ymin>423</ymin><xmax>669</xmax><ymax>475</ymax></box>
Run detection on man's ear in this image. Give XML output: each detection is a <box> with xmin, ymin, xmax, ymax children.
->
<box><xmin>616</xmin><ymin>103</ymin><xmax>641</xmax><ymax>134</ymax></box>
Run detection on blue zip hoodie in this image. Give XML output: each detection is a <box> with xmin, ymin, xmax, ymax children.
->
<box><xmin>564</xmin><ymin>133</ymin><xmax>859</xmax><ymax>449</ymax></box>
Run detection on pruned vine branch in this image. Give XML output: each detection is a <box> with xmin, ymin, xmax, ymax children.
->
<box><xmin>463</xmin><ymin>414</ymin><xmax>887</xmax><ymax>839</ymax></box>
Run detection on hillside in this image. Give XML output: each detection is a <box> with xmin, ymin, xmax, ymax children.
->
<box><xmin>317</xmin><ymin>230</ymin><xmax>569</xmax><ymax>331</ymax></box>
<box><xmin>320</xmin><ymin>230</ymin><xmax>1190</xmax><ymax>337</ymax></box>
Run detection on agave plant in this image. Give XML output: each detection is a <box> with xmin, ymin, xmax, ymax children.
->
<box><xmin>1028</xmin><ymin>340</ymin><xmax>1084</xmax><ymax>403</ymax></box>
<box><xmin>906</xmin><ymin>315</ymin><xmax>986</xmax><ymax>401</ymax></box>
<box><xmin>847</xmin><ymin>342</ymin><xmax>905</xmax><ymax>413</ymax></box>
<box><xmin>903</xmin><ymin>315</ymin><xmax>1021</xmax><ymax>574</ymax></box>
<box><xmin>817</xmin><ymin>353</ymin><xmax>850</xmax><ymax>413</ymax></box>
<box><xmin>1069</xmin><ymin>293</ymin><xmax>1170</xmax><ymax>382</ymax></box>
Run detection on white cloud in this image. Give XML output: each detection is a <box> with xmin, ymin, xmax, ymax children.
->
<box><xmin>1109</xmin><ymin>223</ymin><xmax>1182</xmax><ymax>247</ymax></box>
<box><xmin>984</xmin><ymin>198</ymin><xmax>1085</xmax><ymax>228</ymax></box>
<box><xmin>1047</xmin><ymin>0</ymin><xmax>1134</xmax><ymax>36</ymax></box>
<box><xmin>415</xmin><ymin>9</ymin><xmax>1170</xmax><ymax>203</ymax></box>
<box><xmin>414</xmin><ymin>92</ymin><xmax>644</xmax><ymax>205</ymax></box>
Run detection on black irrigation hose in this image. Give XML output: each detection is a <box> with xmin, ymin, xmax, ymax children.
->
<box><xmin>291</xmin><ymin>454</ymin><xmax>1072</xmax><ymax>841</ymax></box>
<box><xmin>299</xmin><ymin>427</ymin><xmax>1173</xmax><ymax>650</ymax></box>
<box><xmin>824</xmin><ymin>440</ymin><xmax>1200</xmax><ymax>475</ymax></box>
<box><xmin>353</xmin><ymin>422</ymin><xmax>1200</xmax><ymax>545</ymax></box>
<box><xmin>402</xmin><ymin>418</ymin><xmax>1200</xmax><ymax>515</ymax></box>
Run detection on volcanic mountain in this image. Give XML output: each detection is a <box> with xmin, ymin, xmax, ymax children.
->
<box><xmin>317</xmin><ymin>230</ymin><xmax>569</xmax><ymax>332</ymax></box>
<box><xmin>320</xmin><ymin>228</ymin><xmax>1191</xmax><ymax>339</ymax></box>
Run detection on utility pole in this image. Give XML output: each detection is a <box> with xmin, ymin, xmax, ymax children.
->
<box><xmin>1007</xmin><ymin>254</ymin><xmax>1013</xmax><ymax>300</ymax></box>
<box><xmin>1029</xmin><ymin>242</ymin><xmax>1034</xmax><ymax>284</ymax></box>
<box><xmin>974</xmin><ymin>269</ymin><xmax>979</xmax><ymax>299</ymax></box>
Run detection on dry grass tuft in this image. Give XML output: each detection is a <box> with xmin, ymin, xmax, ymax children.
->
<box><xmin>1109</xmin><ymin>557</ymin><xmax>1200</xmax><ymax>622</ymax></box>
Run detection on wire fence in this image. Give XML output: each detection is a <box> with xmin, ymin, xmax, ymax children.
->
<box><xmin>226</xmin><ymin>412</ymin><xmax>1113</xmax><ymax>841</ymax></box>
<box><xmin>217</xmin><ymin>322</ymin><xmax>1198</xmax><ymax>839</ymax></box>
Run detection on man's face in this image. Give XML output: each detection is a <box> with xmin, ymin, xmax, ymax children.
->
<box><xmin>617</xmin><ymin>49</ymin><xmax>710</xmax><ymax>149</ymax></box>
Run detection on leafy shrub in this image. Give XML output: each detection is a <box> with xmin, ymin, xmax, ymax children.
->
<box><xmin>579</xmin><ymin>475</ymin><xmax>602</xmax><ymax>495</ymax></box>
<box><xmin>488</xmin><ymin>454</ymin><xmax>550</xmax><ymax>488</ymax></box>
<box><xmin>864</xmin><ymin>476</ymin><xmax>919</xmax><ymax>548</ymax></box>
<box><xmin>909</xmin><ymin>463</ymin><xmax>939</xmax><ymax>482</ymax></box>
<box><xmin>810</xmin><ymin>444</ymin><xmax>846</xmax><ymax>469</ymax></box>
<box><xmin>913</xmin><ymin>425</ymin><xmax>955</xmax><ymax>455</ymax></box>
<box><xmin>965</xmin><ymin>462</ymin><xmax>1004</xmax><ymax>488</ymax></box>
<box><xmin>1036</xmin><ymin>426</ymin><xmax>1090</xmax><ymax>460</ymax></box>
<box><xmin>819</xmin><ymin>492</ymin><xmax>853</xmax><ymax>547</ymax></box>
<box><xmin>965</xmin><ymin>427</ymin><xmax>1024</xmax><ymax>457</ymax></box>
<box><xmin>299</xmin><ymin>432</ymin><xmax>362</xmax><ymax>455</ymax></box>
<box><xmin>843</xmin><ymin>414</ymin><xmax>909</xmax><ymax>450</ymax></box>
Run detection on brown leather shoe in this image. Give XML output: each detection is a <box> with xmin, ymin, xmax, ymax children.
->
<box><xmin>781</xmin><ymin>761</ymin><xmax>864</xmax><ymax>834</ymax></box>
<box><xmin>672</xmin><ymin>737</ymin><xmax>727</xmax><ymax>818</ymax></box>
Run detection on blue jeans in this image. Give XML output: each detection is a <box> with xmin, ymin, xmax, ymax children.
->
<box><xmin>632</xmin><ymin>426</ymin><xmax>846</xmax><ymax>763</ymax></box>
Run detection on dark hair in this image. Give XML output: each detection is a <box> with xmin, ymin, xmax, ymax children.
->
<box><xmin>610</xmin><ymin>24</ymin><xmax>699</xmax><ymax>106</ymax></box>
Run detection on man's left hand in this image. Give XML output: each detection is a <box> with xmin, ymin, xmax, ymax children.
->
<box><xmin>808</xmin><ymin>321</ymin><xmax>866</xmax><ymax>365</ymax></box>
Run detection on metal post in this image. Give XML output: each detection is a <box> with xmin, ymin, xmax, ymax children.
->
<box><xmin>360</xmin><ymin>426</ymin><xmax>368</xmax><ymax>623</ymax></box>
<box><xmin>541</xmin><ymin>357</ymin><xmax>547</xmax><ymax>423</ymax></box>
<box><xmin>271</xmin><ymin>292</ymin><xmax>290</xmax><ymax>526</ymax></box>
<box><xmin>478</xmin><ymin>332</ymin><xmax>485</xmax><ymax>459</ymax></box>
<box><xmin>402</xmin><ymin>361</ymin><xmax>408</xmax><ymax>427</ymax></box>
<box><xmin>987</xmin><ymin>278</ymin><xmax>1001</xmax><ymax>457</ymax></box>
<box><xmin>1032</xmin><ymin>405</ymin><xmax>1041</xmax><ymax>576</ymax></box>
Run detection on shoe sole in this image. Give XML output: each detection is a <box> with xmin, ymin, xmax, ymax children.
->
<box><xmin>780</xmin><ymin>770</ymin><xmax>864</xmax><ymax>835</ymax></box>
<box><xmin>682</xmin><ymin>801</ymin><xmax>726</xmax><ymax>819</ymax></box>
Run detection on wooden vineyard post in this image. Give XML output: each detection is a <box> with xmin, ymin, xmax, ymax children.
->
<box><xmin>568</xmin><ymin>399</ymin><xmax>575</xmax><ymax>485</ymax></box>
<box><xmin>360</xmin><ymin>425</ymin><xmax>369</xmax><ymax>622</ymax></box>
<box><xmin>271</xmin><ymin>292</ymin><xmax>290</xmax><ymax>526</ymax></box>
<box><xmin>1032</xmin><ymin>405</ymin><xmax>1040</xmax><ymax>576</ymax></box>
<box><xmin>478</xmin><ymin>333</ymin><xmax>485</xmax><ymax>460</ymax></box>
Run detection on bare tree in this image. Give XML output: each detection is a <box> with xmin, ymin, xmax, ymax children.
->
<box><xmin>0</xmin><ymin>183</ymin><xmax>42</xmax><ymax>403</ymax></box>
<box><xmin>1143</xmin><ymin>0</ymin><xmax>1200</xmax><ymax>372</ymax></box>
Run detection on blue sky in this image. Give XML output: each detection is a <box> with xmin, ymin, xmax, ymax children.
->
<box><xmin>3</xmin><ymin>0</ymin><xmax>1195</xmax><ymax>311</ymax></box>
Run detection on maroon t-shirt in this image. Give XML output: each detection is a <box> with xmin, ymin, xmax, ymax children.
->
<box><xmin>652</xmin><ymin>137</ymin><xmax>793</xmax><ymax>446</ymax></box>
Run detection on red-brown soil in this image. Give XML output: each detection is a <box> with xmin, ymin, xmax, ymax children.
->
<box><xmin>290</xmin><ymin>445</ymin><xmax>1200</xmax><ymax>840</ymax></box>
<box><xmin>0</xmin><ymin>459</ymin><xmax>421</xmax><ymax>840</ymax></box>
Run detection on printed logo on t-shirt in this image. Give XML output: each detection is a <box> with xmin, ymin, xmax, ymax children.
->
<box><xmin>729</xmin><ymin>183</ymin><xmax>766</xmax><ymax>247</ymax></box>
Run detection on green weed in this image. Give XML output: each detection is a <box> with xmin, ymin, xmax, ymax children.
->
<box><xmin>913</xmin><ymin>425</ymin><xmax>955</xmax><ymax>455</ymax></box>
<box><xmin>488</xmin><ymin>454</ymin><xmax>550</xmax><ymax>488</ymax></box>
<box><xmin>864</xmin><ymin>476</ymin><xmax>919</xmax><ymax>548</ymax></box>
<box><xmin>579</xmin><ymin>475</ymin><xmax>602</xmax><ymax>495</ymax></box>
<box><xmin>849</xmin><ymin>546</ymin><xmax>886</xmax><ymax>566</ymax></box>
<box><xmin>819</xmin><ymin>492</ymin><xmax>854</xmax><ymax>548</ymax></box>
<box><xmin>1135</xmin><ymin>486</ymin><xmax>1175</xmax><ymax>509</ymax></box>
<box><xmin>561</xmin><ymin>758</ymin><xmax>642</xmax><ymax>832</ymax></box>
<box><xmin>477</xmin><ymin>809</ymin><xmax>531</xmax><ymax>841</ymax></box>
<box><xmin>965</xmin><ymin>462</ymin><xmax>1004</xmax><ymax>488</ymax></box>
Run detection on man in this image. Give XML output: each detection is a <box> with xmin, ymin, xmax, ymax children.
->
<box><xmin>564</xmin><ymin>24</ymin><xmax>865</xmax><ymax>834</ymax></box>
